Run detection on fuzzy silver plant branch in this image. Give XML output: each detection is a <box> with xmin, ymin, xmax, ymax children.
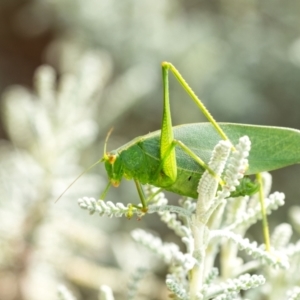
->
<box><xmin>0</xmin><ymin>52</ymin><xmax>112</xmax><ymax>300</ymax></box>
<box><xmin>225</xmin><ymin>191</ymin><xmax>285</xmax><ymax>232</ymax></box>
<box><xmin>222</xmin><ymin>136</ymin><xmax>251</xmax><ymax>192</ymax></box>
<box><xmin>224</xmin><ymin>196</ymin><xmax>248</xmax><ymax>227</ymax></box>
<box><xmin>204</xmin><ymin>268</ymin><xmax>219</xmax><ymax>285</ymax></box>
<box><xmin>147</xmin><ymin>204</ymin><xmax>192</xmax><ymax>218</ymax></box>
<box><xmin>127</xmin><ymin>267</ymin><xmax>147</xmax><ymax>300</ymax></box>
<box><xmin>131</xmin><ymin>229</ymin><xmax>196</xmax><ymax>271</ymax></box>
<box><xmin>166</xmin><ymin>274</ymin><xmax>188</xmax><ymax>300</ymax></box>
<box><xmin>180</xmin><ymin>198</ymin><xmax>197</xmax><ymax>214</ymax></box>
<box><xmin>200</xmin><ymin>274</ymin><xmax>265</xmax><ymax>300</ymax></box>
<box><xmin>189</xmin><ymin>139</ymin><xmax>232</xmax><ymax>300</ymax></box>
<box><xmin>156</xmin><ymin>207</ymin><xmax>194</xmax><ymax>254</ymax></box>
<box><xmin>203</xmin><ymin>202</ymin><xmax>227</xmax><ymax>274</ymax></box>
<box><xmin>196</xmin><ymin>140</ymin><xmax>231</xmax><ymax>221</ymax></box>
<box><xmin>144</xmin><ymin>186</ymin><xmax>195</xmax><ymax>254</ymax></box>
<box><xmin>78</xmin><ymin>197</ymin><xmax>139</xmax><ymax>218</ymax></box>
<box><xmin>145</xmin><ymin>186</ymin><xmax>193</xmax><ymax>237</ymax></box>
<box><xmin>203</xmin><ymin>135</ymin><xmax>251</xmax><ymax>266</ymax></box>
<box><xmin>202</xmin><ymin>136</ymin><xmax>252</xmax><ymax>274</ymax></box>
<box><xmin>206</xmin><ymin>136</ymin><xmax>251</xmax><ymax>220</ymax></box>
<box><xmin>192</xmin><ymin>135</ymin><xmax>252</xmax><ymax>283</ymax></box>
<box><xmin>210</xmin><ymin>230</ymin><xmax>289</xmax><ymax>268</ymax></box>
<box><xmin>189</xmin><ymin>136</ymin><xmax>251</xmax><ymax>299</ymax></box>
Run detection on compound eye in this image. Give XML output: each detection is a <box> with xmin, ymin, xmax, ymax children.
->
<box><xmin>107</xmin><ymin>153</ymin><xmax>117</xmax><ymax>164</ymax></box>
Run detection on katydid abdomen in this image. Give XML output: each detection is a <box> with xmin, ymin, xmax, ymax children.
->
<box><xmin>104</xmin><ymin>122</ymin><xmax>300</xmax><ymax>199</ymax></box>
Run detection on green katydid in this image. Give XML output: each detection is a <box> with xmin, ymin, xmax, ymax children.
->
<box><xmin>101</xmin><ymin>62</ymin><xmax>300</xmax><ymax>251</ymax></box>
<box><xmin>60</xmin><ymin>62</ymin><xmax>300</xmax><ymax>251</ymax></box>
<box><xmin>102</xmin><ymin>62</ymin><xmax>300</xmax><ymax>201</ymax></box>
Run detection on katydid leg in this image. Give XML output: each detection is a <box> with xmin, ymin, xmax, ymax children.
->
<box><xmin>100</xmin><ymin>181</ymin><xmax>112</xmax><ymax>199</ymax></box>
<box><xmin>161</xmin><ymin>62</ymin><xmax>232</xmax><ymax>146</ymax></box>
<box><xmin>133</xmin><ymin>180</ymin><xmax>164</xmax><ymax>210</ymax></box>
<box><xmin>134</xmin><ymin>179</ymin><xmax>148</xmax><ymax>210</ymax></box>
<box><xmin>160</xmin><ymin>62</ymin><xmax>233</xmax><ymax>185</ymax></box>
<box><xmin>173</xmin><ymin>139</ymin><xmax>225</xmax><ymax>186</ymax></box>
<box><xmin>160</xmin><ymin>64</ymin><xmax>177</xmax><ymax>182</ymax></box>
<box><xmin>160</xmin><ymin>62</ymin><xmax>271</xmax><ymax>251</ymax></box>
<box><xmin>153</xmin><ymin>138</ymin><xmax>224</xmax><ymax>188</ymax></box>
<box><xmin>256</xmin><ymin>173</ymin><xmax>271</xmax><ymax>252</ymax></box>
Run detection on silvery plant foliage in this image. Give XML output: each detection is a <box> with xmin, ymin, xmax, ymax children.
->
<box><xmin>1</xmin><ymin>0</ymin><xmax>300</xmax><ymax>299</ymax></box>
<box><xmin>0</xmin><ymin>45</ymin><xmax>159</xmax><ymax>299</ymax></box>
<box><xmin>0</xmin><ymin>50</ymin><xmax>107</xmax><ymax>299</ymax></box>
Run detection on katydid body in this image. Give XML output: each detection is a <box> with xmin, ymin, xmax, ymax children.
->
<box><xmin>103</xmin><ymin>62</ymin><xmax>300</xmax><ymax>207</ymax></box>
<box><xmin>101</xmin><ymin>61</ymin><xmax>300</xmax><ymax>251</ymax></box>
<box><xmin>62</xmin><ymin>61</ymin><xmax>300</xmax><ymax>251</ymax></box>
<box><xmin>104</xmin><ymin>122</ymin><xmax>300</xmax><ymax>199</ymax></box>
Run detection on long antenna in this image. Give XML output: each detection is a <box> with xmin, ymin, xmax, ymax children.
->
<box><xmin>104</xmin><ymin>127</ymin><xmax>114</xmax><ymax>156</ymax></box>
<box><xmin>54</xmin><ymin>160</ymin><xmax>101</xmax><ymax>203</ymax></box>
<box><xmin>55</xmin><ymin>127</ymin><xmax>114</xmax><ymax>203</ymax></box>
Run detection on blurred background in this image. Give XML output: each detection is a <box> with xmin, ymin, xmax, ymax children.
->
<box><xmin>0</xmin><ymin>0</ymin><xmax>300</xmax><ymax>299</ymax></box>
